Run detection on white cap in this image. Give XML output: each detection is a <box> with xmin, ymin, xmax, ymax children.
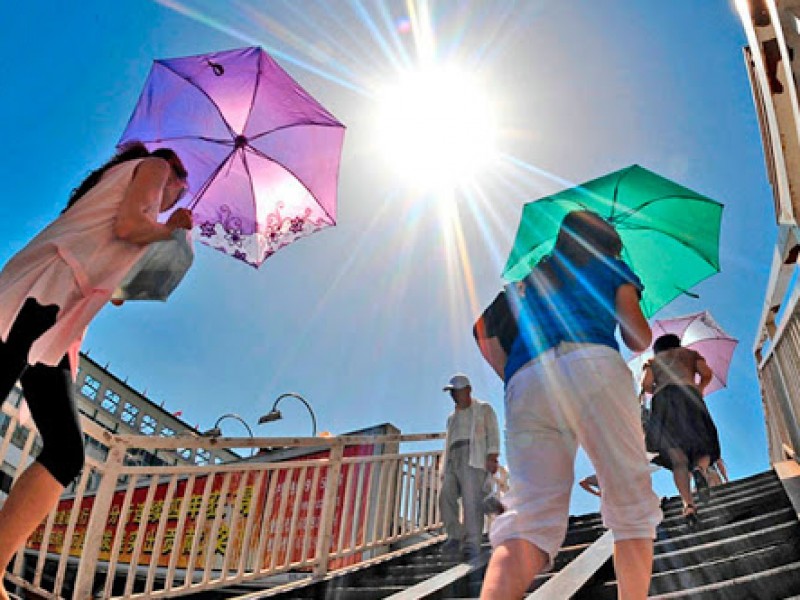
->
<box><xmin>443</xmin><ymin>374</ymin><xmax>471</xmax><ymax>391</ymax></box>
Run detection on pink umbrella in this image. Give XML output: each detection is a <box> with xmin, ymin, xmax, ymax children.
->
<box><xmin>120</xmin><ymin>46</ymin><xmax>345</xmax><ymax>267</ymax></box>
<box><xmin>628</xmin><ymin>310</ymin><xmax>738</xmax><ymax>396</ymax></box>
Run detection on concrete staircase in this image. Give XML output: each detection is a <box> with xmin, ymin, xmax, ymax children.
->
<box><xmin>254</xmin><ymin>508</ymin><xmax>607</xmax><ymax>599</ymax></box>
<box><xmin>574</xmin><ymin>470</ymin><xmax>800</xmax><ymax>599</ymax></box>
<box><xmin>201</xmin><ymin>468</ymin><xmax>800</xmax><ymax>599</ymax></box>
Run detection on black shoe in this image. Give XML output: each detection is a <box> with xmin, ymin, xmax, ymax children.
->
<box><xmin>683</xmin><ymin>503</ymin><xmax>699</xmax><ymax>527</ymax></box>
<box><xmin>693</xmin><ymin>468</ymin><xmax>710</xmax><ymax>504</ymax></box>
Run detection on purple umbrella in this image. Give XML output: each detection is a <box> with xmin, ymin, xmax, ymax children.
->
<box><xmin>120</xmin><ymin>46</ymin><xmax>345</xmax><ymax>267</ymax></box>
<box><xmin>628</xmin><ymin>310</ymin><xmax>738</xmax><ymax>396</ymax></box>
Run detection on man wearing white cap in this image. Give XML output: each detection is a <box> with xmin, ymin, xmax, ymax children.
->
<box><xmin>440</xmin><ymin>373</ymin><xmax>501</xmax><ymax>559</ymax></box>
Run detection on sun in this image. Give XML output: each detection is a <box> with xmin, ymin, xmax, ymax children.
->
<box><xmin>375</xmin><ymin>65</ymin><xmax>498</xmax><ymax>191</ymax></box>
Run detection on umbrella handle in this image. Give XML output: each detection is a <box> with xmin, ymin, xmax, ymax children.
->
<box><xmin>677</xmin><ymin>288</ymin><xmax>700</xmax><ymax>299</ymax></box>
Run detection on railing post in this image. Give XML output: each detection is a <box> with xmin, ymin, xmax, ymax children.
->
<box><xmin>770</xmin><ymin>353</ymin><xmax>800</xmax><ymax>460</ymax></box>
<box><xmin>73</xmin><ymin>438</ymin><xmax>126</xmax><ymax>599</ymax></box>
<box><xmin>312</xmin><ymin>440</ymin><xmax>344</xmax><ymax>578</ymax></box>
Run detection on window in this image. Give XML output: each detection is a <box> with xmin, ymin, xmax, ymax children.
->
<box><xmin>101</xmin><ymin>389</ymin><xmax>120</xmax><ymax>414</ymax></box>
<box><xmin>84</xmin><ymin>435</ymin><xmax>109</xmax><ymax>461</ymax></box>
<box><xmin>80</xmin><ymin>375</ymin><xmax>101</xmax><ymax>400</ymax></box>
<box><xmin>7</xmin><ymin>386</ymin><xmax>23</xmax><ymax>407</ymax></box>
<box><xmin>11</xmin><ymin>425</ymin><xmax>32</xmax><ymax>449</ymax></box>
<box><xmin>140</xmin><ymin>414</ymin><xmax>157</xmax><ymax>436</ymax></box>
<box><xmin>161</xmin><ymin>426</ymin><xmax>175</xmax><ymax>437</ymax></box>
<box><xmin>195</xmin><ymin>448</ymin><xmax>211</xmax><ymax>465</ymax></box>
<box><xmin>177</xmin><ymin>448</ymin><xmax>193</xmax><ymax>461</ymax></box>
<box><xmin>0</xmin><ymin>414</ymin><xmax>11</xmax><ymax>437</ymax></box>
<box><xmin>120</xmin><ymin>402</ymin><xmax>139</xmax><ymax>426</ymax></box>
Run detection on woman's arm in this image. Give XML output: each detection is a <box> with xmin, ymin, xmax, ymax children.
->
<box><xmin>616</xmin><ymin>283</ymin><xmax>652</xmax><ymax>352</ymax></box>
<box><xmin>695</xmin><ymin>355</ymin><xmax>713</xmax><ymax>395</ymax></box>
<box><xmin>477</xmin><ymin>336</ymin><xmax>507</xmax><ymax>379</ymax></box>
<box><xmin>640</xmin><ymin>362</ymin><xmax>655</xmax><ymax>395</ymax></box>
<box><xmin>113</xmin><ymin>158</ymin><xmax>191</xmax><ymax>245</ymax></box>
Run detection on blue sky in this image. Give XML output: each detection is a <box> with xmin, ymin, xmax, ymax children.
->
<box><xmin>0</xmin><ymin>1</ymin><xmax>774</xmax><ymax>516</ymax></box>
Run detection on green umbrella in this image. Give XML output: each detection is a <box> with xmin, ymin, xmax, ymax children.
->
<box><xmin>503</xmin><ymin>165</ymin><xmax>723</xmax><ymax>318</ymax></box>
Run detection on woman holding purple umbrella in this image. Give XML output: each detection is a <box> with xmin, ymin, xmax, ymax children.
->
<box><xmin>641</xmin><ymin>333</ymin><xmax>721</xmax><ymax>525</ymax></box>
<box><xmin>0</xmin><ymin>142</ymin><xmax>192</xmax><ymax>599</ymax></box>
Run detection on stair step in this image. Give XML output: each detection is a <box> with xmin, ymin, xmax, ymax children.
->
<box><xmin>651</xmin><ymin>537</ymin><xmax>800</xmax><ymax>594</ymax></box>
<box><xmin>313</xmin><ymin>585</ymin><xmax>408</xmax><ymax>599</ymax></box>
<box><xmin>654</xmin><ymin>520</ymin><xmax>800</xmax><ymax>571</ymax></box>
<box><xmin>657</xmin><ymin>486</ymin><xmax>790</xmax><ymax>535</ymax></box>
<box><xmin>654</xmin><ymin>506</ymin><xmax>797</xmax><ymax>554</ymax></box>
<box><xmin>648</xmin><ymin>559</ymin><xmax>800</xmax><ymax>599</ymax></box>
<box><xmin>658</xmin><ymin>475</ymin><xmax>782</xmax><ymax>515</ymax></box>
<box><xmin>240</xmin><ymin>469</ymin><xmax>797</xmax><ymax>600</ymax></box>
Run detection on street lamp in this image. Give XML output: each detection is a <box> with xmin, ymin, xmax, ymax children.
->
<box><xmin>258</xmin><ymin>392</ymin><xmax>318</xmax><ymax>437</ymax></box>
<box><xmin>202</xmin><ymin>413</ymin><xmax>255</xmax><ymax>438</ymax></box>
<box><xmin>202</xmin><ymin>413</ymin><xmax>257</xmax><ymax>457</ymax></box>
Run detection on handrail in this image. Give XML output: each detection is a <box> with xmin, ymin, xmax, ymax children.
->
<box><xmin>102</xmin><ymin>431</ymin><xmax>446</xmax><ymax>451</ymax></box>
<box><xmin>758</xmin><ymin>275</ymin><xmax>800</xmax><ymax>369</ymax></box>
<box><xmin>0</xmin><ymin>408</ymin><xmax>446</xmax><ymax>600</ymax></box>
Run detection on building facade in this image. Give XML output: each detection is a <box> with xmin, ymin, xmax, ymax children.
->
<box><xmin>738</xmin><ymin>0</ymin><xmax>800</xmax><ymax>461</ymax></box>
<box><xmin>0</xmin><ymin>351</ymin><xmax>240</xmax><ymax>497</ymax></box>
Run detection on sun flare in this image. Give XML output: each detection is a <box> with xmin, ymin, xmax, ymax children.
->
<box><xmin>375</xmin><ymin>66</ymin><xmax>497</xmax><ymax>191</ymax></box>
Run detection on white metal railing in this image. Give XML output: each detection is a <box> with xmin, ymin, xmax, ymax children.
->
<box><xmin>757</xmin><ymin>277</ymin><xmax>800</xmax><ymax>464</ymax></box>
<box><xmin>0</xmin><ymin>407</ymin><xmax>445</xmax><ymax>599</ymax></box>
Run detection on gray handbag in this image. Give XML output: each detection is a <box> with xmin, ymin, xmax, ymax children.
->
<box><xmin>112</xmin><ymin>228</ymin><xmax>194</xmax><ymax>302</ymax></box>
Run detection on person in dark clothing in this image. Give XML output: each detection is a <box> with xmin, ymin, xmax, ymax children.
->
<box><xmin>473</xmin><ymin>285</ymin><xmax>522</xmax><ymax>379</ymax></box>
<box><xmin>641</xmin><ymin>334</ymin><xmax>720</xmax><ymax>525</ymax></box>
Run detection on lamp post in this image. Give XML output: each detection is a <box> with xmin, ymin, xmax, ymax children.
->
<box><xmin>258</xmin><ymin>392</ymin><xmax>318</xmax><ymax>437</ymax></box>
<box><xmin>202</xmin><ymin>413</ymin><xmax>256</xmax><ymax>457</ymax></box>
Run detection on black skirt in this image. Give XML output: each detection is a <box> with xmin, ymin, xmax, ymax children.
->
<box><xmin>645</xmin><ymin>384</ymin><xmax>721</xmax><ymax>471</ymax></box>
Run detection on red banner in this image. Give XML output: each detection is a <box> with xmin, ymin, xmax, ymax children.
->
<box><xmin>28</xmin><ymin>444</ymin><xmax>375</xmax><ymax>570</ymax></box>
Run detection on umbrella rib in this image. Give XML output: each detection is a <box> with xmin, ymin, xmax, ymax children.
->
<box><xmin>610</xmin><ymin>194</ymin><xmax>722</xmax><ymax>224</ymax></box>
<box><xmin>159</xmin><ymin>61</ymin><xmax>238</xmax><ymax>139</ymax></box>
<box><xmin>620</xmin><ymin>222</ymin><xmax>721</xmax><ymax>272</ymax></box>
<box><xmin>187</xmin><ymin>149</ymin><xmax>237</xmax><ymax>211</ymax></box>
<box><xmin>248</xmin><ymin>120</ymin><xmax>345</xmax><ymax>141</ymax></box>
<box><xmin>136</xmin><ymin>135</ymin><xmax>234</xmax><ymax>145</ymax></box>
<box><xmin>246</xmin><ymin>145</ymin><xmax>336</xmax><ymax>225</ymax></box>
<box><xmin>242</xmin><ymin>53</ymin><xmax>263</xmax><ymax>139</ymax></box>
<box><xmin>239</xmin><ymin>148</ymin><xmax>260</xmax><ymax>247</ymax></box>
<box><xmin>609</xmin><ymin>165</ymin><xmax>637</xmax><ymax>221</ymax></box>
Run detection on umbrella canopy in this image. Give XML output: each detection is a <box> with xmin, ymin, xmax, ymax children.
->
<box><xmin>503</xmin><ymin>165</ymin><xmax>723</xmax><ymax>317</ymax></box>
<box><xmin>628</xmin><ymin>310</ymin><xmax>738</xmax><ymax>396</ymax></box>
<box><xmin>120</xmin><ymin>46</ymin><xmax>345</xmax><ymax>267</ymax></box>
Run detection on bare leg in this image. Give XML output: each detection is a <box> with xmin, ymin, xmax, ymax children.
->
<box><xmin>481</xmin><ymin>538</ymin><xmax>548</xmax><ymax>599</ymax></box>
<box><xmin>0</xmin><ymin>462</ymin><xmax>63</xmax><ymax>599</ymax></box>
<box><xmin>694</xmin><ymin>454</ymin><xmax>711</xmax><ymax>471</ymax></box>
<box><xmin>666</xmin><ymin>448</ymin><xmax>693</xmax><ymax>509</ymax></box>
<box><xmin>614</xmin><ymin>538</ymin><xmax>653</xmax><ymax>599</ymax></box>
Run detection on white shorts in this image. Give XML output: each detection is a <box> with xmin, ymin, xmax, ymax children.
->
<box><xmin>490</xmin><ymin>344</ymin><xmax>663</xmax><ymax>566</ymax></box>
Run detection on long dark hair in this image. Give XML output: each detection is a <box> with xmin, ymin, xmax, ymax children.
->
<box><xmin>63</xmin><ymin>142</ymin><xmax>187</xmax><ymax>213</ymax></box>
<box><xmin>528</xmin><ymin>210</ymin><xmax>622</xmax><ymax>289</ymax></box>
